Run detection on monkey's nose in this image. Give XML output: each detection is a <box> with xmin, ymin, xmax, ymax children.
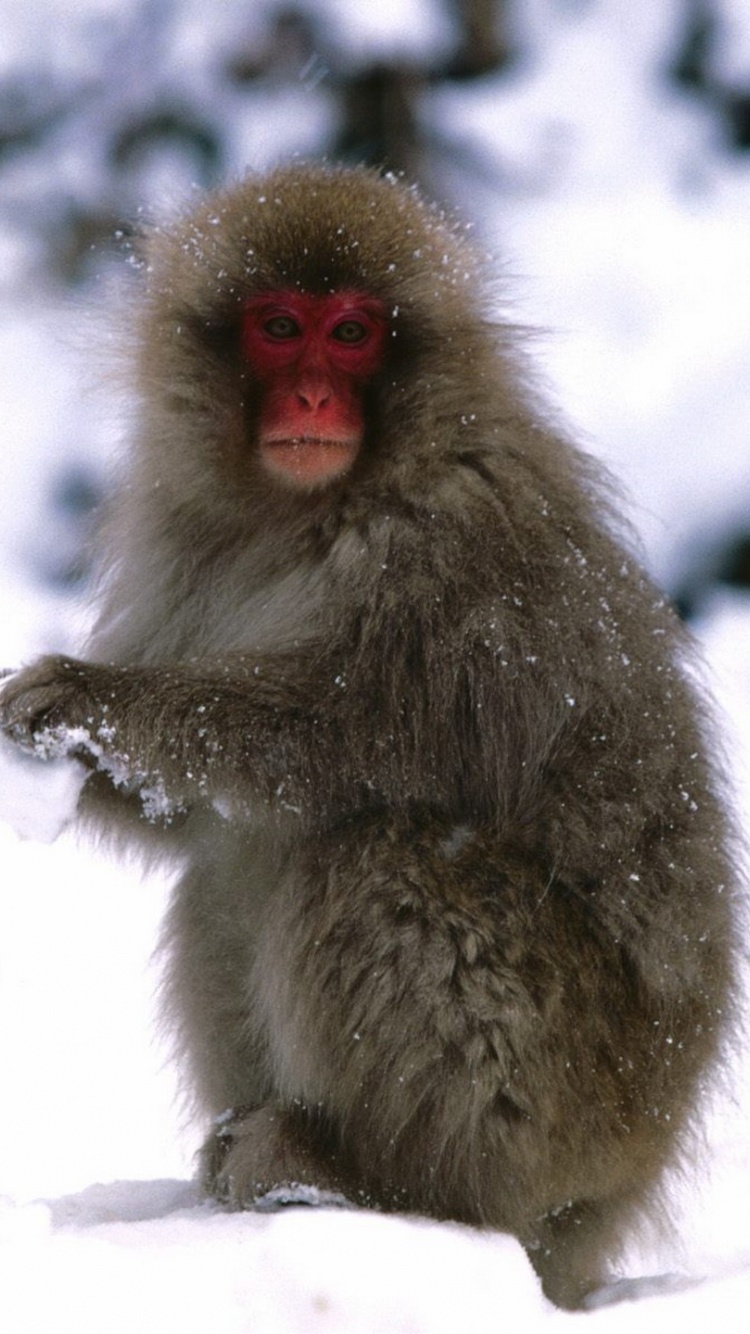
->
<box><xmin>296</xmin><ymin>378</ymin><xmax>332</xmax><ymax>411</ymax></box>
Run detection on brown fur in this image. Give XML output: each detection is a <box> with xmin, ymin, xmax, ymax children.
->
<box><xmin>0</xmin><ymin>164</ymin><xmax>739</xmax><ymax>1307</ymax></box>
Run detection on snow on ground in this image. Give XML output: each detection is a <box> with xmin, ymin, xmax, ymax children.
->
<box><xmin>2</xmin><ymin>0</ymin><xmax>750</xmax><ymax>1330</ymax></box>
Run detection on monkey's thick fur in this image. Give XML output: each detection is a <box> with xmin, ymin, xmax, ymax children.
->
<box><xmin>1</xmin><ymin>165</ymin><xmax>739</xmax><ymax>1307</ymax></box>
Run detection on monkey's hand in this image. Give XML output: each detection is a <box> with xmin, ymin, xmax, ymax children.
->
<box><xmin>0</xmin><ymin>656</ymin><xmax>195</xmax><ymax>827</ymax></box>
<box><xmin>0</xmin><ymin>655</ymin><xmax>119</xmax><ymax>767</ymax></box>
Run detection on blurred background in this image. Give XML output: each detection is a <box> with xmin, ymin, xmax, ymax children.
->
<box><xmin>1</xmin><ymin>0</ymin><xmax>750</xmax><ymax>1216</ymax></box>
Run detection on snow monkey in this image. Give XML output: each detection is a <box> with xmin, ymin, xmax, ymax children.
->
<box><xmin>0</xmin><ymin>164</ymin><xmax>738</xmax><ymax>1308</ymax></box>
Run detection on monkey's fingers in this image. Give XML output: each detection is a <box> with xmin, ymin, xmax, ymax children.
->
<box><xmin>0</xmin><ymin>658</ymin><xmax>82</xmax><ymax>755</ymax></box>
<box><xmin>1</xmin><ymin>688</ymin><xmax>68</xmax><ymax>753</ymax></box>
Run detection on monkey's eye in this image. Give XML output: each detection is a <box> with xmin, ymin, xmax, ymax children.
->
<box><xmin>331</xmin><ymin>319</ymin><xmax>368</xmax><ymax>344</ymax></box>
<box><xmin>263</xmin><ymin>315</ymin><xmax>301</xmax><ymax>339</ymax></box>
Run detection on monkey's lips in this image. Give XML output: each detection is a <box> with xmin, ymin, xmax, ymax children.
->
<box><xmin>260</xmin><ymin>435</ymin><xmax>360</xmax><ymax>486</ymax></box>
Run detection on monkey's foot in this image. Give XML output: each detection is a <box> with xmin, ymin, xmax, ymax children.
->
<box><xmin>201</xmin><ymin>1104</ymin><xmax>352</xmax><ymax>1211</ymax></box>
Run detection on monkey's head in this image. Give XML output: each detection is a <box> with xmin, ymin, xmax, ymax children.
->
<box><xmin>134</xmin><ymin>164</ymin><xmax>502</xmax><ymax>510</ymax></box>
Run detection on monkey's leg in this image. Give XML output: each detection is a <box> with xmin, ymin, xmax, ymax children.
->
<box><xmin>166</xmin><ymin>826</ymin><xmax>376</xmax><ymax>1210</ymax></box>
<box><xmin>249</xmin><ymin>815</ymin><xmax>699</xmax><ymax>1305</ymax></box>
<box><xmin>160</xmin><ymin>824</ymin><xmax>280</xmax><ymax>1115</ymax></box>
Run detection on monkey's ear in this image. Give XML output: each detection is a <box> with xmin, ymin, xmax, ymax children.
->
<box><xmin>191</xmin><ymin>313</ymin><xmax>242</xmax><ymax>363</ymax></box>
<box><xmin>150</xmin><ymin>304</ymin><xmax>243</xmax><ymax>372</ymax></box>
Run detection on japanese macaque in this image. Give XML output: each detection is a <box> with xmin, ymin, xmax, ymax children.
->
<box><xmin>0</xmin><ymin>164</ymin><xmax>739</xmax><ymax>1308</ymax></box>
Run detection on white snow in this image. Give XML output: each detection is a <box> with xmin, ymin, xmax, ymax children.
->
<box><xmin>0</xmin><ymin>735</ymin><xmax>89</xmax><ymax>842</ymax></box>
<box><xmin>2</xmin><ymin>0</ymin><xmax>750</xmax><ymax>1330</ymax></box>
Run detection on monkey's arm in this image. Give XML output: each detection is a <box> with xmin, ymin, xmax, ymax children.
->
<box><xmin>0</xmin><ymin>652</ymin><xmax>338</xmax><ymax>817</ymax></box>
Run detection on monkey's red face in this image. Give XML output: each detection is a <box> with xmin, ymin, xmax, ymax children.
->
<box><xmin>242</xmin><ymin>291</ymin><xmax>387</xmax><ymax>488</ymax></box>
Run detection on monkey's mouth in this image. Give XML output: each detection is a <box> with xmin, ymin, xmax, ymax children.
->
<box><xmin>260</xmin><ymin>435</ymin><xmax>360</xmax><ymax>486</ymax></box>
